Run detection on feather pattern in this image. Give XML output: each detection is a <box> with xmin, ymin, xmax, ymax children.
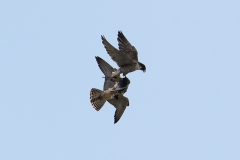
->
<box><xmin>101</xmin><ymin>36</ymin><xmax>133</xmax><ymax>67</ymax></box>
<box><xmin>95</xmin><ymin>56</ymin><xmax>116</xmax><ymax>90</ymax></box>
<box><xmin>108</xmin><ymin>95</ymin><xmax>129</xmax><ymax>124</ymax></box>
<box><xmin>90</xmin><ymin>88</ymin><xmax>106</xmax><ymax>111</ymax></box>
<box><xmin>117</xmin><ymin>31</ymin><xmax>139</xmax><ymax>63</ymax></box>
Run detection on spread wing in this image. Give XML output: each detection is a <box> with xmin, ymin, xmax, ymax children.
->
<box><xmin>95</xmin><ymin>56</ymin><xmax>115</xmax><ymax>90</ymax></box>
<box><xmin>108</xmin><ymin>95</ymin><xmax>129</xmax><ymax>124</ymax></box>
<box><xmin>101</xmin><ymin>35</ymin><xmax>134</xmax><ymax>67</ymax></box>
<box><xmin>95</xmin><ymin>56</ymin><xmax>114</xmax><ymax>77</ymax></box>
<box><xmin>117</xmin><ymin>31</ymin><xmax>139</xmax><ymax>63</ymax></box>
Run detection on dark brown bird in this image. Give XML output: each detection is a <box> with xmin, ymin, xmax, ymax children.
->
<box><xmin>90</xmin><ymin>56</ymin><xmax>130</xmax><ymax>124</ymax></box>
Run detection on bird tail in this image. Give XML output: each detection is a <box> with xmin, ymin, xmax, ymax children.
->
<box><xmin>90</xmin><ymin>88</ymin><xmax>107</xmax><ymax>111</ymax></box>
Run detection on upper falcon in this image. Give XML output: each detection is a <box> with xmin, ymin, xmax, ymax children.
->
<box><xmin>101</xmin><ymin>31</ymin><xmax>146</xmax><ymax>78</ymax></box>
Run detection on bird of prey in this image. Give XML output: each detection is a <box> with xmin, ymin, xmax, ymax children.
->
<box><xmin>101</xmin><ymin>31</ymin><xmax>146</xmax><ymax>78</ymax></box>
<box><xmin>90</xmin><ymin>56</ymin><xmax>130</xmax><ymax>124</ymax></box>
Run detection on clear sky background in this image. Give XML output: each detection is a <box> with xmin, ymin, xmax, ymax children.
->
<box><xmin>1</xmin><ymin>1</ymin><xmax>239</xmax><ymax>160</ymax></box>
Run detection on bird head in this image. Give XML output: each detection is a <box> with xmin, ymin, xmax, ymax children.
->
<box><xmin>122</xmin><ymin>77</ymin><xmax>130</xmax><ymax>85</ymax></box>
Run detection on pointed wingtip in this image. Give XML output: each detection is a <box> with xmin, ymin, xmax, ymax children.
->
<box><xmin>118</xmin><ymin>30</ymin><xmax>123</xmax><ymax>36</ymax></box>
<box><xmin>114</xmin><ymin>119</ymin><xmax>118</xmax><ymax>124</ymax></box>
<box><xmin>101</xmin><ymin>35</ymin><xmax>105</xmax><ymax>40</ymax></box>
<box><xmin>95</xmin><ymin>56</ymin><xmax>100</xmax><ymax>62</ymax></box>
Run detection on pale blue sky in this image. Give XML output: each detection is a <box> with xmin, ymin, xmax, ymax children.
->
<box><xmin>1</xmin><ymin>1</ymin><xmax>240</xmax><ymax>159</ymax></box>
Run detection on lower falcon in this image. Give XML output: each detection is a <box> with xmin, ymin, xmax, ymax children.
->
<box><xmin>90</xmin><ymin>56</ymin><xmax>130</xmax><ymax>124</ymax></box>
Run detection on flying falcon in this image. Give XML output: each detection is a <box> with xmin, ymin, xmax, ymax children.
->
<box><xmin>101</xmin><ymin>31</ymin><xmax>146</xmax><ymax>78</ymax></box>
<box><xmin>90</xmin><ymin>56</ymin><xmax>130</xmax><ymax>124</ymax></box>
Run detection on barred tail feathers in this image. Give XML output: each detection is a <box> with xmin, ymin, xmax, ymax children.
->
<box><xmin>90</xmin><ymin>88</ymin><xmax>106</xmax><ymax>111</ymax></box>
